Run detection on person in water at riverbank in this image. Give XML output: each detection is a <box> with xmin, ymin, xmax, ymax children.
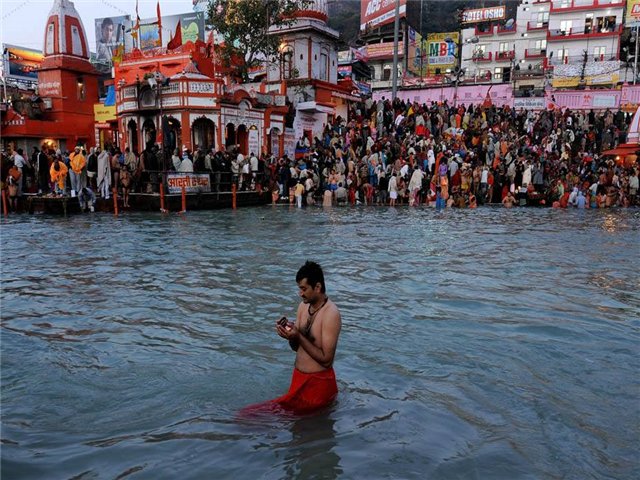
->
<box><xmin>241</xmin><ymin>261</ymin><xmax>341</xmax><ymax>416</ymax></box>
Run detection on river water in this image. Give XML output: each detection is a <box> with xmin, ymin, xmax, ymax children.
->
<box><xmin>1</xmin><ymin>207</ymin><xmax>639</xmax><ymax>479</ymax></box>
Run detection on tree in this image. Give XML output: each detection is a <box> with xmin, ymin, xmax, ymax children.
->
<box><xmin>208</xmin><ymin>0</ymin><xmax>309</xmax><ymax>82</ymax></box>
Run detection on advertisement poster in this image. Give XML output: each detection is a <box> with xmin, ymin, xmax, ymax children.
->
<box><xmin>284</xmin><ymin>128</ymin><xmax>296</xmax><ymax>160</ymax></box>
<box><xmin>94</xmin><ymin>15</ymin><xmax>131</xmax><ymax>64</ymax></box>
<box><xmin>3</xmin><ymin>44</ymin><xmax>43</xmax><ymax>82</ymax></box>
<box><xmin>627</xmin><ymin>0</ymin><xmax>640</xmax><ymax>27</ymax></box>
<box><xmin>140</xmin><ymin>22</ymin><xmax>161</xmax><ymax>50</ymax></box>
<box><xmin>360</xmin><ymin>0</ymin><xmax>406</xmax><ymax>31</ymax></box>
<box><xmin>406</xmin><ymin>27</ymin><xmax>426</xmax><ymax>77</ymax></box>
<box><xmin>426</xmin><ymin>32</ymin><xmax>458</xmax><ymax>75</ymax></box>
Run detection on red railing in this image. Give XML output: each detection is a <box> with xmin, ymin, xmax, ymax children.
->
<box><xmin>472</xmin><ymin>52</ymin><xmax>493</xmax><ymax>62</ymax></box>
<box><xmin>525</xmin><ymin>48</ymin><xmax>547</xmax><ymax>58</ymax></box>
<box><xmin>495</xmin><ymin>50</ymin><xmax>516</xmax><ymax>61</ymax></box>
<box><xmin>497</xmin><ymin>23</ymin><xmax>517</xmax><ymax>34</ymax></box>
<box><xmin>547</xmin><ymin>24</ymin><xmax>623</xmax><ymax>40</ymax></box>
<box><xmin>475</xmin><ymin>25</ymin><xmax>494</xmax><ymax>36</ymax></box>
<box><xmin>550</xmin><ymin>0</ymin><xmax>625</xmax><ymax>13</ymax></box>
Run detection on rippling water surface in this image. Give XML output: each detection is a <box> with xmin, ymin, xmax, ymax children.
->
<box><xmin>2</xmin><ymin>207</ymin><xmax>639</xmax><ymax>479</ymax></box>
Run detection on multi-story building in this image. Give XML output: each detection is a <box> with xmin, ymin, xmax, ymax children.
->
<box><xmin>546</xmin><ymin>0</ymin><xmax>624</xmax><ymax>64</ymax></box>
<box><xmin>459</xmin><ymin>0</ymin><xmax>624</xmax><ymax>91</ymax></box>
<box><xmin>460</xmin><ymin>1</ymin><xmax>549</xmax><ymax>90</ymax></box>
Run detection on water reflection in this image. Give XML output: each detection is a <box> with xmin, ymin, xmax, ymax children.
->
<box><xmin>281</xmin><ymin>411</ymin><xmax>342</xmax><ymax>480</ymax></box>
<box><xmin>1</xmin><ymin>209</ymin><xmax>639</xmax><ymax>479</ymax></box>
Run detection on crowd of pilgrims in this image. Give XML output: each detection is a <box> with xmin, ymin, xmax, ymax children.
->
<box><xmin>3</xmin><ymin>97</ymin><xmax>639</xmax><ymax>211</ymax></box>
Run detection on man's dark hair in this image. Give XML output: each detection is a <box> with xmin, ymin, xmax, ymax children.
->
<box><xmin>101</xmin><ymin>17</ymin><xmax>114</xmax><ymax>30</ymax></box>
<box><xmin>296</xmin><ymin>261</ymin><xmax>326</xmax><ymax>293</ymax></box>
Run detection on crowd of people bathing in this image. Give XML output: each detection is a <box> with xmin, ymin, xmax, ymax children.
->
<box><xmin>3</xmin><ymin>97</ymin><xmax>639</xmax><ymax>212</ymax></box>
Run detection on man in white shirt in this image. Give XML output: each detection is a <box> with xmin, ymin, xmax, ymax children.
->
<box><xmin>13</xmin><ymin>148</ymin><xmax>30</xmax><ymax>195</ymax></box>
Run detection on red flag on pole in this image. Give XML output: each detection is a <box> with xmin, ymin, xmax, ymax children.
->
<box><xmin>167</xmin><ymin>20</ymin><xmax>182</xmax><ymax>51</ymax></box>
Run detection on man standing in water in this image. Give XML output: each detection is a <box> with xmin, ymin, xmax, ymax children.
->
<box><xmin>248</xmin><ymin>261</ymin><xmax>341</xmax><ymax>414</ymax></box>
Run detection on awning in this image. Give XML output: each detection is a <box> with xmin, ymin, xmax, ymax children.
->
<box><xmin>601</xmin><ymin>144</ymin><xmax>639</xmax><ymax>156</ymax></box>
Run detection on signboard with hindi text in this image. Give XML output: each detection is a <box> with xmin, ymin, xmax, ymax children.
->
<box><xmin>513</xmin><ymin>97</ymin><xmax>546</xmax><ymax>110</ymax></box>
<box><xmin>166</xmin><ymin>173</ymin><xmax>211</xmax><ymax>193</ymax></box>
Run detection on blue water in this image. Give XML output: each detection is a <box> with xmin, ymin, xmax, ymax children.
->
<box><xmin>1</xmin><ymin>207</ymin><xmax>639</xmax><ymax>479</ymax></box>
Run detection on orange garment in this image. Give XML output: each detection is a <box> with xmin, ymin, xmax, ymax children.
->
<box><xmin>50</xmin><ymin>161</ymin><xmax>68</xmax><ymax>189</ymax></box>
<box><xmin>240</xmin><ymin>368</ymin><xmax>338</xmax><ymax>416</ymax></box>
<box><xmin>69</xmin><ymin>152</ymin><xmax>86</xmax><ymax>174</ymax></box>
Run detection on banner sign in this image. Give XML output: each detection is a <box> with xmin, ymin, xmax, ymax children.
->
<box><xmin>132</xmin><ymin>12</ymin><xmax>205</xmax><ymax>51</ymax></box>
<box><xmin>284</xmin><ymin>128</ymin><xmax>296</xmax><ymax>160</ymax></box>
<box><xmin>513</xmin><ymin>97</ymin><xmax>546</xmax><ymax>110</ymax></box>
<box><xmin>426</xmin><ymin>32</ymin><xmax>458</xmax><ymax>75</ymax></box>
<box><xmin>166</xmin><ymin>173</ymin><xmax>211</xmax><ymax>193</ymax></box>
<box><xmin>407</xmin><ymin>27</ymin><xmax>425</xmax><ymax>77</ymax></box>
<box><xmin>462</xmin><ymin>6</ymin><xmax>506</xmax><ymax>24</ymax></box>
<box><xmin>365</xmin><ymin>41</ymin><xmax>404</xmax><ymax>60</ymax></box>
<box><xmin>94</xmin><ymin>104</ymin><xmax>117</xmax><ymax>122</ymax></box>
<box><xmin>3</xmin><ymin>44</ymin><xmax>43</xmax><ymax>82</ymax></box>
<box><xmin>627</xmin><ymin>0</ymin><xmax>640</xmax><ymax>27</ymax></box>
<box><xmin>360</xmin><ymin>0</ymin><xmax>407</xmax><ymax>31</ymax></box>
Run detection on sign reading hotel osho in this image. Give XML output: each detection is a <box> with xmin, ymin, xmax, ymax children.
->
<box><xmin>167</xmin><ymin>173</ymin><xmax>211</xmax><ymax>193</ymax></box>
<box><xmin>462</xmin><ymin>6</ymin><xmax>506</xmax><ymax>24</ymax></box>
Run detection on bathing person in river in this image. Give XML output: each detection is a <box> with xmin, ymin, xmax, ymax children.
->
<box><xmin>242</xmin><ymin>261</ymin><xmax>341</xmax><ymax>415</ymax></box>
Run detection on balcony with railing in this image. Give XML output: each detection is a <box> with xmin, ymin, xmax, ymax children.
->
<box><xmin>547</xmin><ymin>53</ymin><xmax>620</xmax><ymax>65</ymax></box>
<box><xmin>472</xmin><ymin>52</ymin><xmax>493</xmax><ymax>62</ymax></box>
<box><xmin>527</xmin><ymin>21</ymin><xmax>548</xmax><ymax>31</ymax></box>
<box><xmin>512</xmin><ymin>67</ymin><xmax>546</xmax><ymax>80</ymax></box>
<box><xmin>497</xmin><ymin>23</ymin><xmax>517</xmax><ymax>35</ymax></box>
<box><xmin>547</xmin><ymin>24</ymin><xmax>623</xmax><ymax>40</ymax></box>
<box><xmin>525</xmin><ymin>48</ymin><xmax>547</xmax><ymax>58</ymax></box>
<box><xmin>550</xmin><ymin>0</ymin><xmax>625</xmax><ymax>13</ymax></box>
<box><xmin>475</xmin><ymin>25</ymin><xmax>494</xmax><ymax>36</ymax></box>
<box><xmin>495</xmin><ymin>50</ymin><xmax>516</xmax><ymax>62</ymax></box>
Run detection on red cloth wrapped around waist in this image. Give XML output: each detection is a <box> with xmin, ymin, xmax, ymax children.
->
<box><xmin>274</xmin><ymin>368</ymin><xmax>338</xmax><ymax>413</ymax></box>
<box><xmin>239</xmin><ymin>368</ymin><xmax>337</xmax><ymax>417</ymax></box>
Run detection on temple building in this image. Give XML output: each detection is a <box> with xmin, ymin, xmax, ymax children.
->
<box><xmin>1</xmin><ymin>0</ymin><xmax>100</xmax><ymax>153</ymax></box>
<box><xmin>2</xmin><ymin>0</ymin><xmax>358</xmax><ymax>158</ymax></box>
<box><xmin>266</xmin><ymin>0</ymin><xmax>359</xmax><ymax>143</ymax></box>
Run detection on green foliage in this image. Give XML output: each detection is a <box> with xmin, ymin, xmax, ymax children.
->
<box><xmin>208</xmin><ymin>0</ymin><xmax>309</xmax><ymax>81</ymax></box>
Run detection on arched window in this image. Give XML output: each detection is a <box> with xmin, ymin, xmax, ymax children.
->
<box><xmin>280</xmin><ymin>47</ymin><xmax>294</xmax><ymax>80</ymax></box>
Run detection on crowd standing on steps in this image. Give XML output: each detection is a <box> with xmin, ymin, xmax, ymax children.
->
<box><xmin>1</xmin><ymin>98</ymin><xmax>639</xmax><ymax>212</ymax></box>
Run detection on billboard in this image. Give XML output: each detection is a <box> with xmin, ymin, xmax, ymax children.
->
<box><xmin>141</xmin><ymin>12</ymin><xmax>205</xmax><ymax>50</ymax></box>
<box><xmin>360</xmin><ymin>0</ymin><xmax>406</xmax><ymax>32</ymax></box>
<box><xmin>426</xmin><ymin>32</ymin><xmax>458</xmax><ymax>75</ymax></box>
<box><xmin>462</xmin><ymin>6</ymin><xmax>506</xmax><ymax>24</ymax></box>
<box><xmin>366</xmin><ymin>41</ymin><xmax>404</xmax><ymax>60</ymax></box>
<box><xmin>3</xmin><ymin>45</ymin><xmax>43</xmax><ymax>82</ymax></box>
<box><xmin>627</xmin><ymin>0</ymin><xmax>640</xmax><ymax>27</ymax></box>
<box><xmin>406</xmin><ymin>27</ymin><xmax>426</xmax><ymax>77</ymax></box>
<box><xmin>95</xmin><ymin>15</ymin><xmax>131</xmax><ymax>64</ymax></box>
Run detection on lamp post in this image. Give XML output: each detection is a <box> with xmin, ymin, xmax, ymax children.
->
<box><xmin>391</xmin><ymin>0</ymin><xmax>401</xmax><ymax>100</ymax></box>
